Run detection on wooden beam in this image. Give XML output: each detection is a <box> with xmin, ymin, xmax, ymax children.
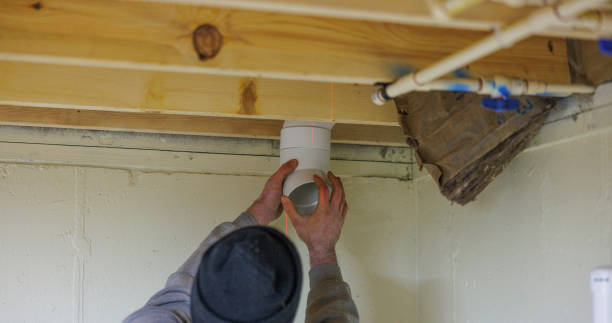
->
<box><xmin>0</xmin><ymin>0</ymin><xmax>570</xmax><ymax>84</ymax></box>
<box><xmin>0</xmin><ymin>60</ymin><xmax>406</xmax><ymax>145</ymax></box>
<box><xmin>0</xmin><ymin>105</ymin><xmax>407</xmax><ymax>146</ymax></box>
<box><xmin>0</xmin><ymin>60</ymin><xmax>398</xmax><ymax>125</ymax></box>
<box><xmin>138</xmin><ymin>0</ymin><xmax>437</xmax><ymax>27</ymax></box>
<box><xmin>129</xmin><ymin>0</ymin><xmax>612</xmax><ymax>39</ymax></box>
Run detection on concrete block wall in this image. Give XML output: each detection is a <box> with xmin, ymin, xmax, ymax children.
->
<box><xmin>2</xmin><ymin>85</ymin><xmax>612</xmax><ymax>322</ymax></box>
<box><xmin>414</xmin><ymin>86</ymin><xmax>612</xmax><ymax>323</ymax></box>
<box><xmin>0</xmin><ymin>128</ymin><xmax>416</xmax><ymax>323</ymax></box>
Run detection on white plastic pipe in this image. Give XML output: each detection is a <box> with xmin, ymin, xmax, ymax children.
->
<box><xmin>372</xmin><ymin>0</ymin><xmax>609</xmax><ymax>104</ymax></box>
<box><xmin>410</xmin><ymin>75</ymin><xmax>595</xmax><ymax>97</ymax></box>
<box><xmin>591</xmin><ymin>267</ymin><xmax>612</xmax><ymax>323</ymax></box>
<box><xmin>442</xmin><ymin>0</ymin><xmax>486</xmax><ymax>16</ymax></box>
<box><xmin>493</xmin><ymin>0</ymin><xmax>553</xmax><ymax>7</ymax></box>
<box><xmin>550</xmin><ymin>10</ymin><xmax>612</xmax><ymax>33</ymax></box>
<box><xmin>280</xmin><ymin>120</ymin><xmax>333</xmax><ymax>215</ymax></box>
<box><xmin>412</xmin><ymin>77</ymin><xmax>482</xmax><ymax>92</ymax></box>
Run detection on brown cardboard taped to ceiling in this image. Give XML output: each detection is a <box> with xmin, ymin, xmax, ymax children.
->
<box><xmin>567</xmin><ymin>40</ymin><xmax>612</xmax><ymax>86</ymax></box>
<box><xmin>394</xmin><ymin>91</ymin><xmax>556</xmax><ymax>205</ymax></box>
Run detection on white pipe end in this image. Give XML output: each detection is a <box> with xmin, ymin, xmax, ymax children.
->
<box><xmin>283</xmin><ymin>169</ymin><xmax>331</xmax><ymax>215</ymax></box>
<box><xmin>372</xmin><ymin>88</ymin><xmax>388</xmax><ymax>106</ymax></box>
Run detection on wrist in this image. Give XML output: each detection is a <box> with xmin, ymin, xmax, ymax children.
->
<box><xmin>247</xmin><ymin>200</ymin><xmax>274</xmax><ymax>225</ymax></box>
<box><xmin>307</xmin><ymin>246</ymin><xmax>337</xmax><ymax>268</ymax></box>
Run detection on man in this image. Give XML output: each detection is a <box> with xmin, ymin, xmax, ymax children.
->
<box><xmin>124</xmin><ymin>159</ymin><xmax>359</xmax><ymax>322</ymax></box>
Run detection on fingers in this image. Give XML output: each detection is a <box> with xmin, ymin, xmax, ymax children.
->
<box><xmin>281</xmin><ymin>196</ymin><xmax>302</xmax><ymax>225</ymax></box>
<box><xmin>313</xmin><ymin>175</ymin><xmax>330</xmax><ymax>211</ymax></box>
<box><xmin>341</xmin><ymin>201</ymin><xmax>348</xmax><ymax>217</ymax></box>
<box><xmin>272</xmin><ymin>159</ymin><xmax>298</xmax><ymax>182</ymax></box>
<box><xmin>327</xmin><ymin>171</ymin><xmax>345</xmax><ymax>208</ymax></box>
<box><xmin>334</xmin><ymin>171</ymin><xmax>345</xmax><ymax>196</ymax></box>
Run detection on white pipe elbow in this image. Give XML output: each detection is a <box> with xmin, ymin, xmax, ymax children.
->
<box><xmin>280</xmin><ymin>121</ymin><xmax>333</xmax><ymax>215</ymax></box>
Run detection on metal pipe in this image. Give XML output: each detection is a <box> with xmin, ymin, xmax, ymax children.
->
<box><xmin>372</xmin><ymin>0</ymin><xmax>609</xmax><ymax>105</ymax></box>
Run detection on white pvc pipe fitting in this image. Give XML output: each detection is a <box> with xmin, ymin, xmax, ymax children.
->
<box><xmin>373</xmin><ymin>0</ymin><xmax>607</xmax><ymax>105</ymax></box>
<box><xmin>592</xmin><ymin>267</ymin><xmax>612</xmax><ymax>323</ymax></box>
<box><xmin>280</xmin><ymin>120</ymin><xmax>334</xmax><ymax>215</ymax></box>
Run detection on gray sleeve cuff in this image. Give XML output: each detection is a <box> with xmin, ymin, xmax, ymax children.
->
<box><xmin>309</xmin><ymin>263</ymin><xmax>343</xmax><ymax>289</ymax></box>
<box><xmin>234</xmin><ymin>211</ymin><xmax>259</xmax><ymax>227</ymax></box>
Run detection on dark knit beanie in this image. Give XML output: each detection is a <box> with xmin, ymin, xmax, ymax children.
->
<box><xmin>191</xmin><ymin>226</ymin><xmax>302</xmax><ymax>323</ymax></box>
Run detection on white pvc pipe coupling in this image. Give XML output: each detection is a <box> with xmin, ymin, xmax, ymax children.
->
<box><xmin>372</xmin><ymin>75</ymin><xmax>595</xmax><ymax>105</ymax></box>
<box><xmin>280</xmin><ymin>121</ymin><xmax>334</xmax><ymax>215</ymax></box>
<box><xmin>592</xmin><ymin>267</ymin><xmax>612</xmax><ymax>323</ymax></box>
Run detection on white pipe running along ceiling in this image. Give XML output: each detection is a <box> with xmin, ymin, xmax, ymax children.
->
<box><xmin>372</xmin><ymin>0</ymin><xmax>611</xmax><ymax>105</ymax></box>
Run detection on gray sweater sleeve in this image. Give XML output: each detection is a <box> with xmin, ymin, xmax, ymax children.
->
<box><xmin>306</xmin><ymin>263</ymin><xmax>359</xmax><ymax>323</ymax></box>
<box><xmin>123</xmin><ymin>212</ymin><xmax>259</xmax><ymax>323</ymax></box>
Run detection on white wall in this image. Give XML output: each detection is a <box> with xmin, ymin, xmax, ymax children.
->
<box><xmin>0</xmin><ymin>128</ymin><xmax>416</xmax><ymax>323</ymax></box>
<box><xmin>415</xmin><ymin>87</ymin><xmax>612</xmax><ymax>323</ymax></box>
<box><xmin>2</xmin><ymin>86</ymin><xmax>612</xmax><ymax>323</ymax></box>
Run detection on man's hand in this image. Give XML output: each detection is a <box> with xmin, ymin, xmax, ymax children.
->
<box><xmin>248</xmin><ymin>159</ymin><xmax>299</xmax><ymax>225</ymax></box>
<box><xmin>281</xmin><ymin>171</ymin><xmax>348</xmax><ymax>268</ymax></box>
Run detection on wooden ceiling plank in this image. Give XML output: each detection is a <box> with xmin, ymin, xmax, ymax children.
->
<box><xmin>0</xmin><ymin>61</ymin><xmax>399</xmax><ymax>125</ymax></box>
<box><xmin>0</xmin><ymin>0</ymin><xmax>570</xmax><ymax>84</ymax></box>
<box><xmin>128</xmin><ymin>0</ymin><xmax>612</xmax><ymax>39</ymax></box>
<box><xmin>0</xmin><ymin>105</ymin><xmax>408</xmax><ymax>146</ymax></box>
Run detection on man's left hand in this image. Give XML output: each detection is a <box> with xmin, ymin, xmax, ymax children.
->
<box><xmin>248</xmin><ymin>159</ymin><xmax>298</xmax><ymax>225</ymax></box>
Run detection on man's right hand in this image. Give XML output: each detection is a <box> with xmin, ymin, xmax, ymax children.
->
<box><xmin>281</xmin><ymin>171</ymin><xmax>348</xmax><ymax>268</ymax></box>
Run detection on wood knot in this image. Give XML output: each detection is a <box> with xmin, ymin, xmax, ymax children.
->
<box><xmin>192</xmin><ymin>24</ymin><xmax>223</xmax><ymax>60</ymax></box>
<box><xmin>239</xmin><ymin>79</ymin><xmax>257</xmax><ymax>115</ymax></box>
<box><xmin>547</xmin><ymin>40</ymin><xmax>554</xmax><ymax>54</ymax></box>
<box><xmin>31</xmin><ymin>2</ymin><xmax>42</xmax><ymax>10</ymax></box>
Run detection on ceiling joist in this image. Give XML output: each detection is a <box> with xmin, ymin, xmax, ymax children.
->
<box><xmin>0</xmin><ymin>105</ymin><xmax>408</xmax><ymax>146</ymax></box>
<box><xmin>0</xmin><ymin>0</ymin><xmax>586</xmax><ymax>145</ymax></box>
<box><xmin>0</xmin><ymin>61</ymin><xmax>398</xmax><ymax>125</ymax></box>
<box><xmin>0</xmin><ymin>0</ymin><xmax>569</xmax><ymax>84</ymax></box>
<box><xmin>130</xmin><ymin>0</ymin><xmax>612</xmax><ymax>39</ymax></box>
